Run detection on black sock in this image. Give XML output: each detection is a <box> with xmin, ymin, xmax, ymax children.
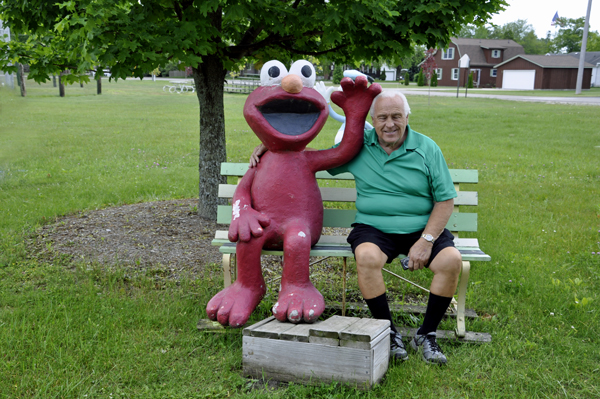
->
<box><xmin>418</xmin><ymin>292</ymin><xmax>453</xmax><ymax>335</ymax></box>
<box><xmin>364</xmin><ymin>292</ymin><xmax>397</xmax><ymax>333</ymax></box>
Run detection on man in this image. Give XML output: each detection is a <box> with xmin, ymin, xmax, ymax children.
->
<box><xmin>250</xmin><ymin>90</ymin><xmax>461</xmax><ymax>364</ymax></box>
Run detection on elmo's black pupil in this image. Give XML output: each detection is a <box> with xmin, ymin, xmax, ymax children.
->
<box><xmin>301</xmin><ymin>65</ymin><xmax>312</xmax><ymax>78</ymax></box>
<box><xmin>268</xmin><ymin>66</ymin><xmax>280</xmax><ymax>78</ymax></box>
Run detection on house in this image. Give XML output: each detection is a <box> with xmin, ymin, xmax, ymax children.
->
<box><xmin>431</xmin><ymin>38</ymin><xmax>525</xmax><ymax>88</ymax></box>
<box><xmin>567</xmin><ymin>51</ymin><xmax>600</xmax><ymax>87</ymax></box>
<box><xmin>494</xmin><ymin>54</ymin><xmax>594</xmax><ymax>90</ymax></box>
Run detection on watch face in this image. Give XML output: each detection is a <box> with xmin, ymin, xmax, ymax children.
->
<box><xmin>423</xmin><ymin>234</ymin><xmax>434</xmax><ymax>242</ymax></box>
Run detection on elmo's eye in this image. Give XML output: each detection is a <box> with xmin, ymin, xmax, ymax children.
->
<box><xmin>289</xmin><ymin>60</ymin><xmax>316</xmax><ymax>88</ymax></box>
<box><xmin>261</xmin><ymin>61</ymin><xmax>288</xmax><ymax>86</ymax></box>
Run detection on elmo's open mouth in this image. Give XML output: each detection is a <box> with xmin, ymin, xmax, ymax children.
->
<box><xmin>258</xmin><ymin>99</ymin><xmax>320</xmax><ymax>136</ymax></box>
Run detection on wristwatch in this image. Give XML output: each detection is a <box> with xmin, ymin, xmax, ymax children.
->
<box><xmin>421</xmin><ymin>233</ymin><xmax>435</xmax><ymax>244</ymax></box>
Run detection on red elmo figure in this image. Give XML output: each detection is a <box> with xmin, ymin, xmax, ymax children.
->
<box><xmin>207</xmin><ymin>60</ymin><xmax>381</xmax><ymax>327</ymax></box>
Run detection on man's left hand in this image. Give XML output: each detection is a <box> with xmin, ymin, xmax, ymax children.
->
<box><xmin>407</xmin><ymin>239</ymin><xmax>433</xmax><ymax>271</ymax></box>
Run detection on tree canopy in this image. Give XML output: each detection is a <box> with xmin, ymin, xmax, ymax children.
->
<box><xmin>1</xmin><ymin>0</ymin><xmax>507</xmax><ymax>219</ymax></box>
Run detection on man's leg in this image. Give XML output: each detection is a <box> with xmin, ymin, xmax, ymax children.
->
<box><xmin>355</xmin><ymin>242</ymin><xmax>408</xmax><ymax>360</ymax></box>
<box><xmin>411</xmin><ymin>246</ymin><xmax>462</xmax><ymax>364</ymax></box>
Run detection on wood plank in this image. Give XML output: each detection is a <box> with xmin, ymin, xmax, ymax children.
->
<box><xmin>341</xmin><ymin>326</ymin><xmax>390</xmax><ymax>350</ymax></box>
<box><xmin>396</xmin><ymin>327</ymin><xmax>492</xmax><ymax>344</ymax></box>
<box><xmin>449</xmin><ymin>169</ymin><xmax>478</xmax><ymax>183</ymax></box>
<box><xmin>219</xmin><ymin>205</ymin><xmax>478</xmax><ymax>232</ymax></box>
<box><xmin>309</xmin><ymin>315</ymin><xmax>360</xmax><ymax>339</ymax></box>
<box><xmin>196</xmin><ymin>319</ymin><xmax>226</xmax><ymax>332</ymax></box>
<box><xmin>339</xmin><ymin>318</ymin><xmax>390</xmax><ymax>343</ymax></box>
<box><xmin>243</xmin><ymin>336</ymin><xmax>379</xmax><ymax>387</ymax></box>
<box><xmin>242</xmin><ymin>316</ymin><xmax>276</xmax><ymax>336</ymax></box>
<box><xmin>221</xmin><ymin>163</ymin><xmax>477</xmax><ymax>184</ymax></box>
<box><xmin>220</xmin><ymin>183</ymin><xmax>476</xmax><ymax>206</ymax></box>
<box><xmin>330</xmin><ymin>302</ymin><xmax>479</xmax><ymax>319</ymax></box>
<box><xmin>455</xmin><ymin>191</ymin><xmax>478</xmax><ymax>206</ymax></box>
<box><xmin>308</xmin><ymin>336</ymin><xmax>340</xmax><ymax>346</ymax></box>
<box><xmin>279</xmin><ymin>323</ymin><xmax>320</xmax><ymax>343</ymax></box>
<box><xmin>248</xmin><ymin>318</ymin><xmax>297</xmax><ymax>339</ymax></box>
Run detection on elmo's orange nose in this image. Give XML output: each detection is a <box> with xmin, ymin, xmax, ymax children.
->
<box><xmin>281</xmin><ymin>74</ymin><xmax>303</xmax><ymax>94</ymax></box>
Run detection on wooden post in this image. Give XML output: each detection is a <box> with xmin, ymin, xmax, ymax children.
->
<box><xmin>52</xmin><ymin>75</ymin><xmax>57</xmax><ymax>87</ymax></box>
<box><xmin>342</xmin><ymin>257</ymin><xmax>347</xmax><ymax>317</ymax></box>
<box><xmin>59</xmin><ymin>72</ymin><xmax>65</xmax><ymax>97</ymax></box>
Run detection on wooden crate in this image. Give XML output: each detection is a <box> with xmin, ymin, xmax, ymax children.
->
<box><xmin>242</xmin><ymin>316</ymin><xmax>391</xmax><ymax>388</ymax></box>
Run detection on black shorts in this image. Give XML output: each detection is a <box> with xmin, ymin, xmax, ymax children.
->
<box><xmin>347</xmin><ymin>223</ymin><xmax>456</xmax><ymax>267</ymax></box>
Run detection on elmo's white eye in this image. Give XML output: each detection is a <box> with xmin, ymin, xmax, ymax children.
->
<box><xmin>289</xmin><ymin>60</ymin><xmax>316</xmax><ymax>88</ymax></box>
<box><xmin>260</xmin><ymin>60</ymin><xmax>288</xmax><ymax>86</ymax></box>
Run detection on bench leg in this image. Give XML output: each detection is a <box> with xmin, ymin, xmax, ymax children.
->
<box><xmin>455</xmin><ymin>260</ymin><xmax>470</xmax><ymax>338</ymax></box>
<box><xmin>342</xmin><ymin>257</ymin><xmax>347</xmax><ymax>317</ymax></box>
<box><xmin>223</xmin><ymin>254</ymin><xmax>232</xmax><ymax>288</ymax></box>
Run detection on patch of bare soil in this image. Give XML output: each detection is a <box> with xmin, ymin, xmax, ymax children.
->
<box><xmin>32</xmin><ymin>199</ymin><xmax>349</xmax><ymax>291</ymax></box>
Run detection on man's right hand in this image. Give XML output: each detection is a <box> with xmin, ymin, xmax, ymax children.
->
<box><xmin>249</xmin><ymin>143</ymin><xmax>267</xmax><ymax>168</ymax></box>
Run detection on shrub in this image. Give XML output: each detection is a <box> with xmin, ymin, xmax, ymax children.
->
<box><xmin>430</xmin><ymin>71</ymin><xmax>438</xmax><ymax>87</ymax></box>
<box><xmin>467</xmin><ymin>72</ymin><xmax>474</xmax><ymax>88</ymax></box>
<box><xmin>404</xmin><ymin>72</ymin><xmax>410</xmax><ymax>86</ymax></box>
<box><xmin>417</xmin><ymin>69</ymin><xmax>424</xmax><ymax>86</ymax></box>
<box><xmin>332</xmin><ymin>65</ymin><xmax>343</xmax><ymax>84</ymax></box>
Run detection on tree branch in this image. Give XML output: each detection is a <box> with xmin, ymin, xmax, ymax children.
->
<box><xmin>291</xmin><ymin>0</ymin><xmax>303</xmax><ymax>9</ymax></box>
<box><xmin>276</xmin><ymin>42</ymin><xmax>349</xmax><ymax>56</ymax></box>
<box><xmin>173</xmin><ymin>1</ymin><xmax>183</xmax><ymax>21</ymax></box>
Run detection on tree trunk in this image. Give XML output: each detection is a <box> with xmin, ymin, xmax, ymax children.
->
<box><xmin>18</xmin><ymin>63</ymin><xmax>26</xmax><ymax>97</ymax></box>
<box><xmin>96</xmin><ymin>68</ymin><xmax>102</xmax><ymax>95</ymax></box>
<box><xmin>59</xmin><ymin>72</ymin><xmax>65</xmax><ymax>97</ymax></box>
<box><xmin>192</xmin><ymin>54</ymin><xmax>228</xmax><ymax>220</ymax></box>
<box><xmin>53</xmin><ymin>75</ymin><xmax>57</xmax><ymax>87</ymax></box>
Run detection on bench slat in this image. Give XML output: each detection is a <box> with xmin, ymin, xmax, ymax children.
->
<box><xmin>217</xmin><ymin>205</ymin><xmax>477</xmax><ymax>231</ymax></box>
<box><xmin>214</xmin><ymin>242</ymin><xmax>490</xmax><ymax>261</ymax></box>
<box><xmin>220</xmin><ymin>163</ymin><xmax>477</xmax><ymax>184</ymax></box>
<box><xmin>219</xmin><ymin>184</ymin><xmax>477</xmax><ymax>206</ymax></box>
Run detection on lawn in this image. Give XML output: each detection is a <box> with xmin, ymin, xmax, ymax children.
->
<box><xmin>0</xmin><ymin>78</ymin><xmax>599</xmax><ymax>398</ymax></box>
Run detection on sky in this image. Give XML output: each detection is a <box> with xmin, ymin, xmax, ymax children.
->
<box><xmin>489</xmin><ymin>0</ymin><xmax>599</xmax><ymax>38</ymax></box>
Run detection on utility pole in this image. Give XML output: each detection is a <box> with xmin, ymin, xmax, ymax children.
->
<box><xmin>575</xmin><ymin>0</ymin><xmax>593</xmax><ymax>94</ymax></box>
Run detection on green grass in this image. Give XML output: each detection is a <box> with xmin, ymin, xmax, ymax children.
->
<box><xmin>1</xmin><ymin>78</ymin><xmax>600</xmax><ymax>398</ymax></box>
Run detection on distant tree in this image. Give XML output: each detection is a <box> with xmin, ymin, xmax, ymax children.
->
<box><xmin>332</xmin><ymin>64</ymin><xmax>343</xmax><ymax>84</ymax></box>
<box><xmin>399</xmin><ymin>45</ymin><xmax>426</xmax><ymax>82</ymax></box>
<box><xmin>420</xmin><ymin>48</ymin><xmax>437</xmax><ymax>86</ymax></box>
<box><xmin>458</xmin><ymin>24</ymin><xmax>492</xmax><ymax>39</ymax></box>
<box><xmin>458</xmin><ymin>20</ymin><xmax>549</xmax><ymax>54</ymax></box>
<box><xmin>587</xmin><ymin>31</ymin><xmax>600</xmax><ymax>51</ymax></box>
<box><xmin>550</xmin><ymin>17</ymin><xmax>599</xmax><ymax>53</ymax></box>
<box><xmin>417</xmin><ymin>69</ymin><xmax>424</xmax><ymax>86</ymax></box>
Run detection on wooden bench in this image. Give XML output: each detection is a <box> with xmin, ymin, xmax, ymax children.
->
<box><xmin>211</xmin><ymin>162</ymin><xmax>491</xmax><ymax>338</ymax></box>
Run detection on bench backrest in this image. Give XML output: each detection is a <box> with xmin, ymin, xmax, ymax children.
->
<box><xmin>216</xmin><ymin>163</ymin><xmax>478</xmax><ymax>236</ymax></box>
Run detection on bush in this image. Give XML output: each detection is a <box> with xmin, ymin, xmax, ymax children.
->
<box><xmin>404</xmin><ymin>73</ymin><xmax>410</xmax><ymax>86</ymax></box>
<box><xmin>332</xmin><ymin>65</ymin><xmax>343</xmax><ymax>84</ymax></box>
<box><xmin>417</xmin><ymin>69</ymin><xmax>424</xmax><ymax>86</ymax></box>
<box><xmin>430</xmin><ymin>71</ymin><xmax>438</xmax><ymax>87</ymax></box>
<box><xmin>467</xmin><ymin>72</ymin><xmax>474</xmax><ymax>88</ymax></box>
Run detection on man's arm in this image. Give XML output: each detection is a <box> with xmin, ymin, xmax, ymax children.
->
<box><xmin>407</xmin><ymin>198</ymin><xmax>454</xmax><ymax>270</ymax></box>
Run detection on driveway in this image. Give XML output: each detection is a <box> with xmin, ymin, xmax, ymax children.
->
<box><xmin>395</xmin><ymin>88</ymin><xmax>600</xmax><ymax>106</ymax></box>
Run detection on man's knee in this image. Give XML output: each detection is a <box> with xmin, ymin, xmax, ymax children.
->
<box><xmin>431</xmin><ymin>247</ymin><xmax>462</xmax><ymax>278</ymax></box>
<box><xmin>354</xmin><ymin>243</ymin><xmax>387</xmax><ymax>272</ymax></box>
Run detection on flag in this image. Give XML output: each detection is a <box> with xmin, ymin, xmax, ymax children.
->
<box><xmin>551</xmin><ymin>11</ymin><xmax>559</xmax><ymax>26</ymax></box>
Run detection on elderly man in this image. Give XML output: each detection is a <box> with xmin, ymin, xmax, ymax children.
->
<box><xmin>251</xmin><ymin>91</ymin><xmax>461</xmax><ymax>364</ymax></box>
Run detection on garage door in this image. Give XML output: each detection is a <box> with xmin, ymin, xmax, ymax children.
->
<box><xmin>502</xmin><ymin>70</ymin><xmax>535</xmax><ymax>90</ymax></box>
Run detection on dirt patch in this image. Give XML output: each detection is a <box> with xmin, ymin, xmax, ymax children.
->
<box><xmin>32</xmin><ymin>199</ymin><xmax>350</xmax><ymax>292</ymax></box>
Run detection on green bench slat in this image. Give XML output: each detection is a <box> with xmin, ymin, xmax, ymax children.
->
<box><xmin>215</xmin><ymin>242</ymin><xmax>491</xmax><ymax>261</ymax></box>
<box><xmin>217</xmin><ymin>205</ymin><xmax>477</xmax><ymax>231</ymax></box>
<box><xmin>221</xmin><ymin>163</ymin><xmax>478</xmax><ymax>184</ymax></box>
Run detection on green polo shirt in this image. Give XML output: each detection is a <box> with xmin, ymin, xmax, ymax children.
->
<box><xmin>328</xmin><ymin>125</ymin><xmax>456</xmax><ymax>234</ymax></box>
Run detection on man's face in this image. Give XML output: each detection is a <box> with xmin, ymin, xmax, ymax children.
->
<box><xmin>371</xmin><ymin>96</ymin><xmax>408</xmax><ymax>151</ymax></box>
